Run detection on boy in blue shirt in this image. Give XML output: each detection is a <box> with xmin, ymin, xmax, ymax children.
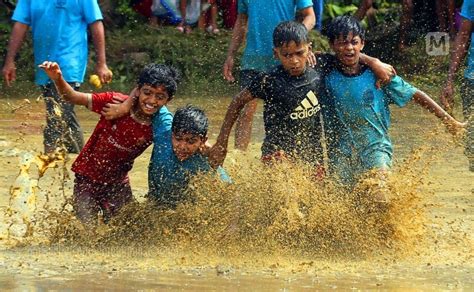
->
<box><xmin>324</xmin><ymin>16</ymin><xmax>465</xmax><ymax>202</ymax></box>
<box><xmin>148</xmin><ymin>105</ymin><xmax>230</xmax><ymax>208</ymax></box>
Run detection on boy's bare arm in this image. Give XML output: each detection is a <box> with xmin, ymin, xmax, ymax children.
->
<box><xmin>38</xmin><ymin>61</ymin><xmax>89</xmax><ymax>106</ymax></box>
<box><xmin>223</xmin><ymin>13</ymin><xmax>248</xmax><ymax>82</ymax></box>
<box><xmin>440</xmin><ymin>19</ymin><xmax>472</xmax><ymax>112</ymax></box>
<box><xmin>102</xmin><ymin>88</ymin><xmax>138</xmax><ymax>120</ymax></box>
<box><xmin>296</xmin><ymin>6</ymin><xmax>316</xmax><ymax>31</ymax></box>
<box><xmin>359</xmin><ymin>54</ymin><xmax>397</xmax><ymax>88</ymax></box>
<box><xmin>413</xmin><ymin>90</ymin><xmax>466</xmax><ymax>135</ymax></box>
<box><xmin>208</xmin><ymin>89</ymin><xmax>255</xmax><ymax>167</ymax></box>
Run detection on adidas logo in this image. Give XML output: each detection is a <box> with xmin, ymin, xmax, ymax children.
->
<box><xmin>290</xmin><ymin>91</ymin><xmax>321</xmax><ymax>120</ymax></box>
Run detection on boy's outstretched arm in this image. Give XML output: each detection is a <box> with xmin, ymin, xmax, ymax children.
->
<box><xmin>413</xmin><ymin>90</ymin><xmax>466</xmax><ymax>135</ymax></box>
<box><xmin>38</xmin><ymin>61</ymin><xmax>89</xmax><ymax>106</ymax></box>
<box><xmin>208</xmin><ymin>89</ymin><xmax>255</xmax><ymax>167</ymax></box>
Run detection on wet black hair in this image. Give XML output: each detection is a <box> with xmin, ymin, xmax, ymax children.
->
<box><xmin>273</xmin><ymin>21</ymin><xmax>309</xmax><ymax>48</ymax></box>
<box><xmin>172</xmin><ymin>105</ymin><xmax>209</xmax><ymax>137</ymax></box>
<box><xmin>325</xmin><ymin>15</ymin><xmax>366</xmax><ymax>43</ymax></box>
<box><xmin>137</xmin><ymin>63</ymin><xmax>181</xmax><ymax>98</ymax></box>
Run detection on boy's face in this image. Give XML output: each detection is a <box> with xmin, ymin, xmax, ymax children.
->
<box><xmin>137</xmin><ymin>84</ymin><xmax>170</xmax><ymax>116</ymax></box>
<box><xmin>330</xmin><ymin>32</ymin><xmax>365</xmax><ymax>68</ymax></box>
<box><xmin>274</xmin><ymin>41</ymin><xmax>310</xmax><ymax>76</ymax></box>
<box><xmin>172</xmin><ymin>132</ymin><xmax>207</xmax><ymax>161</ymax></box>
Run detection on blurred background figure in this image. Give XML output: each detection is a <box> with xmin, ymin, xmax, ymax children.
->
<box><xmin>1</xmin><ymin>0</ymin><xmax>112</xmax><ymax>154</ymax></box>
<box><xmin>220</xmin><ymin>0</ymin><xmax>238</xmax><ymax>29</ymax></box>
<box><xmin>312</xmin><ymin>0</ymin><xmax>325</xmax><ymax>30</ymax></box>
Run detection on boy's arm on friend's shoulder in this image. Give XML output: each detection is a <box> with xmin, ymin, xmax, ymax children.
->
<box><xmin>359</xmin><ymin>54</ymin><xmax>397</xmax><ymax>88</ymax></box>
<box><xmin>208</xmin><ymin>89</ymin><xmax>256</xmax><ymax>168</ymax></box>
<box><xmin>102</xmin><ymin>87</ymin><xmax>138</xmax><ymax>120</ymax></box>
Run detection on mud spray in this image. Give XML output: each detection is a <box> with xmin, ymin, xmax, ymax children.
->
<box><xmin>0</xmin><ymin>145</ymin><xmax>436</xmax><ymax>268</ymax></box>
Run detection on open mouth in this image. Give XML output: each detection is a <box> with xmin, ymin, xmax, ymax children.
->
<box><xmin>143</xmin><ymin>102</ymin><xmax>158</xmax><ymax>111</ymax></box>
<box><xmin>175</xmin><ymin>151</ymin><xmax>190</xmax><ymax>161</ymax></box>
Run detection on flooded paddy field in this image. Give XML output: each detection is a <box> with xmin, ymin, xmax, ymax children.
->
<box><xmin>0</xmin><ymin>91</ymin><xmax>472</xmax><ymax>290</ymax></box>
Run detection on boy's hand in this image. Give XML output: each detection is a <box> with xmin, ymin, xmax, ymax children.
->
<box><xmin>307</xmin><ymin>51</ymin><xmax>317</xmax><ymax>68</ymax></box>
<box><xmin>38</xmin><ymin>61</ymin><xmax>62</xmax><ymax>82</ymax></box>
<box><xmin>101</xmin><ymin>93</ymin><xmax>129</xmax><ymax>120</ymax></box>
<box><xmin>371</xmin><ymin>59</ymin><xmax>396</xmax><ymax>89</ymax></box>
<box><xmin>445</xmin><ymin>119</ymin><xmax>467</xmax><ymax>137</ymax></box>
<box><xmin>208</xmin><ymin>143</ymin><xmax>228</xmax><ymax>168</ymax></box>
<box><xmin>2</xmin><ymin>60</ymin><xmax>16</xmax><ymax>86</ymax></box>
<box><xmin>95</xmin><ymin>63</ymin><xmax>113</xmax><ymax>84</ymax></box>
<box><xmin>200</xmin><ymin>141</ymin><xmax>213</xmax><ymax>156</ymax></box>
<box><xmin>223</xmin><ymin>56</ymin><xmax>235</xmax><ymax>82</ymax></box>
<box><xmin>440</xmin><ymin>82</ymin><xmax>455</xmax><ymax>115</ymax></box>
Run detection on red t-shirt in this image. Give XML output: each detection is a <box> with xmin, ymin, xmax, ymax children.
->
<box><xmin>72</xmin><ymin>92</ymin><xmax>152</xmax><ymax>184</ymax></box>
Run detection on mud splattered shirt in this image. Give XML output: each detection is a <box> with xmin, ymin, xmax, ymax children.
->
<box><xmin>148</xmin><ymin>108</ymin><xmax>230</xmax><ymax>208</ymax></box>
<box><xmin>247</xmin><ymin>63</ymin><xmax>333</xmax><ymax>165</ymax></box>
<box><xmin>72</xmin><ymin>92</ymin><xmax>153</xmax><ymax>184</ymax></box>
<box><xmin>325</xmin><ymin>66</ymin><xmax>417</xmax><ymax>176</ymax></box>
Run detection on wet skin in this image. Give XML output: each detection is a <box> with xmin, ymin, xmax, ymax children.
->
<box><xmin>273</xmin><ymin>41</ymin><xmax>311</xmax><ymax>77</ymax></box>
<box><xmin>172</xmin><ymin>132</ymin><xmax>207</xmax><ymax>161</ymax></box>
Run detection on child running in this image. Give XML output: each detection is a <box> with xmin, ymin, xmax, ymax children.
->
<box><xmin>39</xmin><ymin>61</ymin><xmax>180</xmax><ymax>224</ymax></box>
<box><xmin>148</xmin><ymin>105</ymin><xmax>230</xmax><ymax>208</ymax></box>
<box><xmin>324</xmin><ymin>16</ymin><xmax>465</xmax><ymax>201</ymax></box>
<box><xmin>208</xmin><ymin>21</ymin><xmax>393</xmax><ymax>172</ymax></box>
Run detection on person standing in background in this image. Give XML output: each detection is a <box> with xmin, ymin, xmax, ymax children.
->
<box><xmin>2</xmin><ymin>0</ymin><xmax>112</xmax><ymax>154</ymax></box>
<box><xmin>222</xmin><ymin>0</ymin><xmax>316</xmax><ymax>151</ymax></box>
<box><xmin>440</xmin><ymin>0</ymin><xmax>473</xmax><ymax>171</ymax></box>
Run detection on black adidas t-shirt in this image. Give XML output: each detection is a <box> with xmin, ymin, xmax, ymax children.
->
<box><xmin>247</xmin><ymin>64</ymin><xmax>330</xmax><ymax>165</ymax></box>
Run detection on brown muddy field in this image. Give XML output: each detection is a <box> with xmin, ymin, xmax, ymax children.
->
<box><xmin>0</xmin><ymin>89</ymin><xmax>472</xmax><ymax>290</ymax></box>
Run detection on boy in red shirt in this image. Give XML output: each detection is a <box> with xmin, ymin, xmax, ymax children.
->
<box><xmin>39</xmin><ymin>61</ymin><xmax>180</xmax><ymax>224</ymax></box>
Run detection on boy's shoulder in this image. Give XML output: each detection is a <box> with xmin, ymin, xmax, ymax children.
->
<box><xmin>89</xmin><ymin>91</ymin><xmax>129</xmax><ymax>113</ymax></box>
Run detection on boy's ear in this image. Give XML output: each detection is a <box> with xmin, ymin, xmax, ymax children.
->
<box><xmin>273</xmin><ymin>48</ymin><xmax>279</xmax><ymax>59</ymax></box>
<box><xmin>361</xmin><ymin>39</ymin><xmax>365</xmax><ymax>51</ymax></box>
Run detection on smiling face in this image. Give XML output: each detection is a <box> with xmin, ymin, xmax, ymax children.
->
<box><xmin>274</xmin><ymin>41</ymin><xmax>310</xmax><ymax>77</ymax></box>
<box><xmin>172</xmin><ymin>131</ymin><xmax>207</xmax><ymax>161</ymax></box>
<box><xmin>330</xmin><ymin>32</ymin><xmax>365</xmax><ymax>72</ymax></box>
<box><xmin>136</xmin><ymin>84</ymin><xmax>170</xmax><ymax>116</ymax></box>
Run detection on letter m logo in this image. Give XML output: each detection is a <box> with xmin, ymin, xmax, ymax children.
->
<box><xmin>425</xmin><ymin>32</ymin><xmax>449</xmax><ymax>56</ymax></box>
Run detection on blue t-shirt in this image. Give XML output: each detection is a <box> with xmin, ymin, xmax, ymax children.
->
<box><xmin>12</xmin><ymin>0</ymin><xmax>103</xmax><ymax>85</ymax></box>
<box><xmin>238</xmin><ymin>0</ymin><xmax>313</xmax><ymax>72</ymax></box>
<box><xmin>325</xmin><ymin>67</ymin><xmax>417</xmax><ymax>174</ymax></box>
<box><xmin>148</xmin><ymin>106</ymin><xmax>230</xmax><ymax>208</ymax></box>
<box><xmin>461</xmin><ymin>0</ymin><xmax>474</xmax><ymax>80</ymax></box>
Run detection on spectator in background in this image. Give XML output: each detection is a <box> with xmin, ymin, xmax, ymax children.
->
<box><xmin>354</xmin><ymin>0</ymin><xmax>414</xmax><ymax>50</ymax></box>
<box><xmin>436</xmin><ymin>0</ymin><xmax>456</xmax><ymax>37</ymax></box>
<box><xmin>150</xmin><ymin>0</ymin><xmax>218</xmax><ymax>34</ymax></box>
<box><xmin>2</xmin><ymin>0</ymin><xmax>112</xmax><ymax>154</ymax></box>
<box><xmin>220</xmin><ymin>0</ymin><xmax>238</xmax><ymax>29</ymax></box>
<box><xmin>312</xmin><ymin>0</ymin><xmax>324</xmax><ymax>30</ymax></box>
<box><xmin>222</xmin><ymin>0</ymin><xmax>316</xmax><ymax>151</ymax></box>
<box><xmin>177</xmin><ymin>0</ymin><xmax>219</xmax><ymax>34</ymax></box>
<box><xmin>440</xmin><ymin>0</ymin><xmax>473</xmax><ymax>171</ymax></box>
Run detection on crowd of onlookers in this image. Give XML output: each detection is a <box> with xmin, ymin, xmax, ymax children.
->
<box><xmin>130</xmin><ymin>0</ymin><xmax>325</xmax><ymax>34</ymax></box>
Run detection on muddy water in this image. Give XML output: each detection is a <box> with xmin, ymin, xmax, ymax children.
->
<box><xmin>0</xmin><ymin>92</ymin><xmax>472</xmax><ymax>290</ymax></box>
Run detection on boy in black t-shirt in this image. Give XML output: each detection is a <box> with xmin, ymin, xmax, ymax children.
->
<box><xmin>208</xmin><ymin>21</ymin><xmax>394</xmax><ymax>173</ymax></box>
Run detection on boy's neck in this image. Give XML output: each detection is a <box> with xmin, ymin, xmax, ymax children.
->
<box><xmin>338</xmin><ymin>61</ymin><xmax>362</xmax><ymax>76</ymax></box>
<box><xmin>131</xmin><ymin>104</ymin><xmax>152</xmax><ymax>125</ymax></box>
